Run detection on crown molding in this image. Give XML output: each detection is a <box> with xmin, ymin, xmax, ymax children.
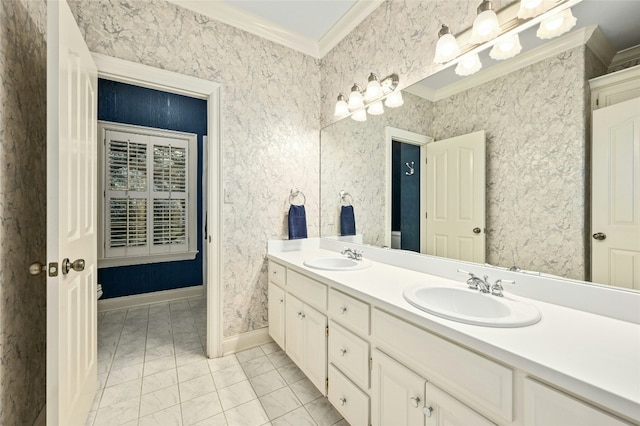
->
<box><xmin>318</xmin><ymin>0</ymin><xmax>385</xmax><ymax>57</ymax></box>
<box><xmin>167</xmin><ymin>0</ymin><xmax>320</xmax><ymax>57</ymax></box>
<box><xmin>609</xmin><ymin>44</ymin><xmax>640</xmax><ymax>71</ymax></box>
<box><xmin>166</xmin><ymin>0</ymin><xmax>382</xmax><ymax>59</ymax></box>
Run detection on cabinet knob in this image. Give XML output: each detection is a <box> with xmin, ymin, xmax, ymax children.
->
<box><xmin>279</xmin><ymin>298</ymin><xmax>284</xmax><ymax>303</ymax></box>
<box><xmin>340</xmin><ymin>306</ymin><xmax>347</xmax><ymax>314</ymax></box>
<box><xmin>297</xmin><ymin>311</ymin><xmax>305</xmax><ymax>319</ymax></box>
<box><xmin>339</xmin><ymin>397</ymin><xmax>346</xmax><ymax>406</ymax></box>
<box><xmin>410</xmin><ymin>396</ymin><xmax>421</xmax><ymax>408</ymax></box>
<box><xmin>424</xmin><ymin>406</ymin><xmax>433</xmax><ymax>417</ymax></box>
<box><xmin>339</xmin><ymin>348</ymin><xmax>347</xmax><ymax>356</ymax></box>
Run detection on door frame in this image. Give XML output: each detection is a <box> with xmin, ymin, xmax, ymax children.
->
<box><xmin>385</xmin><ymin>127</ymin><xmax>432</xmax><ymax>252</ymax></box>
<box><xmin>92</xmin><ymin>53</ymin><xmax>223</xmax><ymax>357</ymax></box>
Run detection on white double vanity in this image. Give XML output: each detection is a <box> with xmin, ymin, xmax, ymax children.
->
<box><xmin>267</xmin><ymin>238</ymin><xmax>640</xmax><ymax>426</ymax></box>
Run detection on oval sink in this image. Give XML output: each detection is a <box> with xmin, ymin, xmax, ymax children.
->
<box><xmin>303</xmin><ymin>256</ymin><xmax>371</xmax><ymax>271</ymax></box>
<box><xmin>403</xmin><ymin>285</ymin><xmax>541</xmax><ymax>327</ymax></box>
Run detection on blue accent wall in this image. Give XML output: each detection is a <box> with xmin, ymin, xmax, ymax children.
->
<box><xmin>391</xmin><ymin>141</ymin><xmax>421</xmax><ymax>252</ymax></box>
<box><xmin>98</xmin><ymin>79</ymin><xmax>207</xmax><ymax>299</ymax></box>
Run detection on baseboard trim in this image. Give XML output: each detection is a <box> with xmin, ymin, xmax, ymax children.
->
<box><xmin>222</xmin><ymin>328</ymin><xmax>272</xmax><ymax>356</ymax></box>
<box><xmin>33</xmin><ymin>405</ymin><xmax>45</xmax><ymax>426</ymax></box>
<box><xmin>98</xmin><ymin>285</ymin><xmax>204</xmax><ymax>312</ymax></box>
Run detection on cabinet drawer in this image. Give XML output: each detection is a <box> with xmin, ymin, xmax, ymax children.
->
<box><xmin>287</xmin><ymin>269</ymin><xmax>327</xmax><ymax>310</ymax></box>
<box><xmin>268</xmin><ymin>260</ymin><xmax>286</xmax><ymax>287</ymax></box>
<box><xmin>372</xmin><ymin>308</ymin><xmax>513</xmax><ymax>423</ymax></box>
<box><xmin>329</xmin><ymin>321</ymin><xmax>369</xmax><ymax>390</ymax></box>
<box><xmin>329</xmin><ymin>289</ymin><xmax>370</xmax><ymax>336</ymax></box>
<box><xmin>328</xmin><ymin>364</ymin><xmax>370</xmax><ymax>426</ymax></box>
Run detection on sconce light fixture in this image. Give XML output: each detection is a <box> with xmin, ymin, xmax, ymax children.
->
<box><xmin>334</xmin><ymin>73</ymin><xmax>403</xmax><ymax>121</ymax></box>
<box><xmin>536</xmin><ymin>7</ymin><xmax>577</xmax><ymax>39</ymax></box>
<box><xmin>470</xmin><ymin>0</ymin><xmax>501</xmax><ymax>44</ymax></box>
<box><xmin>433</xmin><ymin>0</ymin><xmax>581</xmax><ymax>77</ymax></box>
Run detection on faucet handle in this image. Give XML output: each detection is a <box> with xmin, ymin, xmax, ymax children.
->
<box><xmin>491</xmin><ymin>279</ymin><xmax>515</xmax><ymax>297</ymax></box>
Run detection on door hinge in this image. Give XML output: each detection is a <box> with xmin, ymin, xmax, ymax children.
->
<box><xmin>326</xmin><ymin>378</ymin><xmax>329</xmax><ymax>390</ymax></box>
<box><xmin>369</xmin><ymin>357</ymin><xmax>373</xmax><ymax>371</ymax></box>
<box><xmin>325</xmin><ymin>326</ymin><xmax>329</xmax><ymax>337</ymax></box>
<box><xmin>425</xmin><ymin>212</ymin><xmax>428</xmax><ymax>219</ymax></box>
<box><xmin>48</xmin><ymin>262</ymin><xmax>59</xmax><ymax>277</ymax></box>
<box><xmin>596</xmin><ymin>97</ymin><xmax>599</xmax><ymax>107</ymax></box>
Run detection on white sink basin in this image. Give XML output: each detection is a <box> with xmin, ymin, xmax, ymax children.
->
<box><xmin>303</xmin><ymin>256</ymin><xmax>371</xmax><ymax>271</ymax></box>
<box><xmin>403</xmin><ymin>285</ymin><xmax>541</xmax><ymax>327</ymax></box>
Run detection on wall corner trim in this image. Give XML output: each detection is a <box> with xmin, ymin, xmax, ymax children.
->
<box><xmin>222</xmin><ymin>328</ymin><xmax>273</xmax><ymax>356</ymax></box>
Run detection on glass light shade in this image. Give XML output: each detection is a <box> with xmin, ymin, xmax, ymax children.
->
<box><xmin>385</xmin><ymin>90</ymin><xmax>404</xmax><ymax>108</ymax></box>
<box><xmin>434</xmin><ymin>33</ymin><xmax>461</xmax><ymax>63</ymax></box>
<box><xmin>455</xmin><ymin>53</ymin><xmax>482</xmax><ymax>76</ymax></box>
<box><xmin>351</xmin><ymin>108</ymin><xmax>367</xmax><ymax>122</ymax></box>
<box><xmin>489</xmin><ymin>34</ymin><xmax>522</xmax><ymax>60</ymax></box>
<box><xmin>368</xmin><ymin>101</ymin><xmax>384</xmax><ymax>115</ymax></box>
<box><xmin>470</xmin><ymin>10</ymin><xmax>501</xmax><ymax>44</ymax></box>
<box><xmin>536</xmin><ymin>8</ymin><xmax>577</xmax><ymax>39</ymax></box>
<box><xmin>348</xmin><ymin>88</ymin><xmax>364</xmax><ymax>111</ymax></box>
<box><xmin>334</xmin><ymin>98</ymin><xmax>349</xmax><ymax>117</ymax></box>
<box><xmin>364</xmin><ymin>77</ymin><xmax>383</xmax><ymax>102</ymax></box>
<box><xmin>517</xmin><ymin>0</ymin><xmax>547</xmax><ymax>19</ymax></box>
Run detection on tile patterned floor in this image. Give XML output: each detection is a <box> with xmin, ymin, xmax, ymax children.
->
<box><xmin>89</xmin><ymin>297</ymin><xmax>347</xmax><ymax>426</ymax></box>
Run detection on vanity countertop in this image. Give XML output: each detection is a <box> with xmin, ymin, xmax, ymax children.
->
<box><xmin>267</xmin><ymin>247</ymin><xmax>640</xmax><ymax>423</ymax></box>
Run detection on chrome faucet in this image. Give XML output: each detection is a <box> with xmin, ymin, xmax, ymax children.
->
<box><xmin>490</xmin><ymin>279</ymin><xmax>516</xmax><ymax>297</ymax></box>
<box><xmin>341</xmin><ymin>247</ymin><xmax>363</xmax><ymax>261</ymax></box>
<box><xmin>458</xmin><ymin>269</ymin><xmax>490</xmax><ymax>293</ymax></box>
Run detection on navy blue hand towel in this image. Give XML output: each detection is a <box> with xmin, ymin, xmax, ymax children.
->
<box><xmin>340</xmin><ymin>205</ymin><xmax>356</xmax><ymax>236</ymax></box>
<box><xmin>288</xmin><ymin>204</ymin><xmax>308</xmax><ymax>240</ymax></box>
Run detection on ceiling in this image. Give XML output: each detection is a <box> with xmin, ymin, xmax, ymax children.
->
<box><xmin>167</xmin><ymin>0</ymin><xmax>640</xmax><ymax>60</ymax></box>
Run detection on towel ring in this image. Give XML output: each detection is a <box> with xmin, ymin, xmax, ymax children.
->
<box><xmin>289</xmin><ymin>188</ymin><xmax>306</xmax><ymax>206</ymax></box>
<box><xmin>340</xmin><ymin>190</ymin><xmax>353</xmax><ymax>206</ymax></box>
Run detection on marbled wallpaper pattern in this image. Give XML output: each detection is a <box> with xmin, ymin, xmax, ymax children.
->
<box><xmin>67</xmin><ymin>0</ymin><xmax>321</xmax><ymax>337</ymax></box>
<box><xmin>320</xmin><ymin>92</ymin><xmax>432</xmax><ymax>246</ymax></box>
<box><xmin>0</xmin><ymin>0</ymin><xmax>48</xmax><ymax>423</ymax></box>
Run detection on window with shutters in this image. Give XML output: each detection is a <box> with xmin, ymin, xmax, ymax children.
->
<box><xmin>98</xmin><ymin>122</ymin><xmax>198</xmax><ymax>267</ymax></box>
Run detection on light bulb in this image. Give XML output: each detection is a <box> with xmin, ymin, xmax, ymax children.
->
<box><xmin>517</xmin><ymin>0</ymin><xmax>547</xmax><ymax>19</ymax></box>
<box><xmin>351</xmin><ymin>109</ymin><xmax>367</xmax><ymax>122</ymax></box>
<box><xmin>433</xmin><ymin>25</ymin><xmax>461</xmax><ymax>63</ymax></box>
<box><xmin>368</xmin><ymin>101</ymin><xmax>384</xmax><ymax>115</ymax></box>
<box><xmin>334</xmin><ymin>94</ymin><xmax>349</xmax><ymax>117</ymax></box>
<box><xmin>364</xmin><ymin>73</ymin><xmax>383</xmax><ymax>102</ymax></box>
<box><xmin>489</xmin><ymin>34</ymin><xmax>522</xmax><ymax>60</ymax></box>
<box><xmin>348</xmin><ymin>84</ymin><xmax>364</xmax><ymax>111</ymax></box>
<box><xmin>385</xmin><ymin>91</ymin><xmax>404</xmax><ymax>108</ymax></box>
<box><xmin>537</xmin><ymin>8</ymin><xmax>577</xmax><ymax>39</ymax></box>
<box><xmin>455</xmin><ymin>53</ymin><xmax>482</xmax><ymax>76</ymax></box>
<box><xmin>470</xmin><ymin>1</ymin><xmax>500</xmax><ymax>44</ymax></box>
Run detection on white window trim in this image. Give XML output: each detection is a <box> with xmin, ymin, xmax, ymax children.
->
<box><xmin>98</xmin><ymin>121</ymin><xmax>199</xmax><ymax>268</ymax></box>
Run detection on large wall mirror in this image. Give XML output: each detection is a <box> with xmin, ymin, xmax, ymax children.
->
<box><xmin>320</xmin><ymin>0</ymin><xmax>640</xmax><ymax>287</ymax></box>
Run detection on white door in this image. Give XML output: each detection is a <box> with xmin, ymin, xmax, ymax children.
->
<box><xmin>371</xmin><ymin>349</ymin><xmax>426</xmax><ymax>426</ymax></box>
<box><xmin>426</xmin><ymin>131</ymin><xmax>486</xmax><ymax>263</ymax></box>
<box><xmin>47</xmin><ymin>1</ymin><xmax>98</xmax><ymax>424</ymax></box>
<box><xmin>303</xmin><ymin>305</ymin><xmax>328</xmax><ymax>396</ymax></box>
<box><xmin>592</xmin><ymin>97</ymin><xmax>640</xmax><ymax>289</ymax></box>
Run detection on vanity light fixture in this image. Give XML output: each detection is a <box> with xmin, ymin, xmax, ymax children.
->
<box><xmin>489</xmin><ymin>34</ymin><xmax>522</xmax><ymax>60</ymax></box>
<box><xmin>433</xmin><ymin>24</ymin><xmax>461</xmax><ymax>64</ymax></box>
<box><xmin>455</xmin><ymin>53</ymin><xmax>482</xmax><ymax>76</ymax></box>
<box><xmin>470</xmin><ymin>0</ymin><xmax>501</xmax><ymax>44</ymax></box>
<box><xmin>536</xmin><ymin>7</ymin><xmax>577</xmax><ymax>39</ymax></box>
<box><xmin>334</xmin><ymin>73</ymin><xmax>401</xmax><ymax>122</ymax></box>
<box><xmin>517</xmin><ymin>0</ymin><xmax>547</xmax><ymax>19</ymax></box>
<box><xmin>333</xmin><ymin>94</ymin><xmax>349</xmax><ymax>118</ymax></box>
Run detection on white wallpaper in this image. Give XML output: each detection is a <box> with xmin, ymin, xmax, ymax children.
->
<box><xmin>0</xmin><ymin>0</ymin><xmax>48</xmax><ymax>423</ymax></box>
<box><xmin>68</xmin><ymin>0</ymin><xmax>321</xmax><ymax>337</ymax></box>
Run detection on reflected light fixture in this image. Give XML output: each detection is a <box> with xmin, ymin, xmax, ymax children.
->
<box><xmin>489</xmin><ymin>34</ymin><xmax>522</xmax><ymax>60</ymax></box>
<box><xmin>517</xmin><ymin>0</ymin><xmax>547</xmax><ymax>19</ymax></box>
<box><xmin>333</xmin><ymin>94</ymin><xmax>349</xmax><ymax>118</ymax></box>
<box><xmin>455</xmin><ymin>53</ymin><xmax>482</xmax><ymax>76</ymax></box>
<box><xmin>536</xmin><ymin>8</ymin><xmax>577</xmax><ymax>39</ymax></box>
<box><xmin>470</xmin><ymin>0</ymin><xmax>501</xmax><ymax>44</ymax></box>
<box><xmin>433</xmin><ymin>24</ymin><xmax>461</xmax><ymax>63</ymax></box>
<box><xmin>334</xmin><ymin>73</ymin><xmax>401</xmax><ymax>122</ymax></box>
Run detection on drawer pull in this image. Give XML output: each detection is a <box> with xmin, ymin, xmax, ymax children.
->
<box><xmin>410</xmin><ymin>396</ymin><xmax>421</xmax><ymax>408</ymax></box>
<box><xmin>340</xmin><ymin>306</ymin><xmax>348</xmax><ymax>314</ymax></box>
<box><xmin>339</xmin><ymin>397</ymin><xmax>347</xmax><ymax>406</ymax></box>
<box><xmin>339</xmin><ymin>348</ymin><xmax>348</xmax><ymax>356</ymax></box>
<box><xmin>424</xmin><ymin>406</ymin><xmax>433</xmax><ymax>417</ymax></box>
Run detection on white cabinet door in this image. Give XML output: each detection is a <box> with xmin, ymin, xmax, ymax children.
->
<box><xmin>371</xmin><ymin>349</ymin><xmax>426</xmax><ymax>426</ymax></box>
<box><xmin>285</xmin><ymin>293</ymin><xmax>305</xmax><ymax>367</ymax></box>
<box><xmin>268</xmin><ymin>282</ymin><xmax>286</xmax><ymax>349</ymax></box>
<box><xmin>523</xmin><ymin>378</ymin><xmax>629</xmax><ymax>426</ymax></box>
<box><xmin>304</xmin><ymin>304</ymin><xmax>328</xmax><ymax>395</ymax></box>
<box><xmin>425</xmin><ymin>383</ymin><xmax>495</xmax><ymax>426</ymax></box>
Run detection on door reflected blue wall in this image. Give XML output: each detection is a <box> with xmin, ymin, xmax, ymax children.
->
<box><xmin>391</xmin><ymin>141</ymin><xmax>420</xmax><ymax>252</ymax></box>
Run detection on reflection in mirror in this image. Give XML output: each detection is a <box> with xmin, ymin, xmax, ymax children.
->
<box><xmin>320</xmin><ymin>0</ymin><xmax>640</xmax><ymax>286</ymax></box>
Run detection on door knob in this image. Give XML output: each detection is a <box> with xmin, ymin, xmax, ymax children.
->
<box><xmin>29</xmin><ymin>262</ymin><xmax>46</xmax><ymax>276</ymax></box>
<box><xmin>62</xmin><ymin>258</ymin><xmax>85</xmax><ymax>275</ymax></box>
<box><xmin>592</xmin><ymin>232</ymin><xmax>606</xmax><ymax>241</ymax></box>
<box><xmin>473</xmin><ymin>227</ymin><xmax>481</xmax><ymax>234</ymax></box>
